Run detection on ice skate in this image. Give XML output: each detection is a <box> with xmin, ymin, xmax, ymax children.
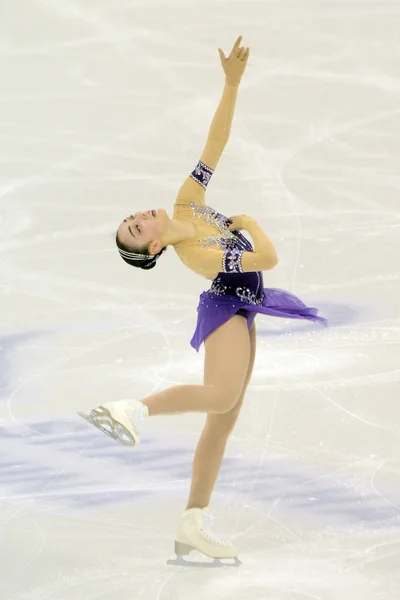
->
<box><xmin>78</xmin><ymin>399</ymin><xmax>146</xmax><ymax>447</ymax></box>
<box><xmin>167</xmin><ymin>507</ymin><xmax>241</xmax><ymax>568</ymax></box>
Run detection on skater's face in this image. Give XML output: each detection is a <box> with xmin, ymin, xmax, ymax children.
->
<box><xmin>117</xmin><ymin>209</ymin><xmax>166</xmax><ymax>255</ymax></box>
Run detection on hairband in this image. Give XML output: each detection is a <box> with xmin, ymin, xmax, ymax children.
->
<box><xmin>118</xmin><ymin>247</ymin><xmax>159</xmax><ymax>263</ymax></box>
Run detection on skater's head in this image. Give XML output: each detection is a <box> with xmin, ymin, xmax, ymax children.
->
<box><xmin>116</xmin><ymin>209</ymin><xmax>168</xmax><ymax>270</ymax></box>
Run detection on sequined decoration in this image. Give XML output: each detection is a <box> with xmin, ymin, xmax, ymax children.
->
<box><xmin>190</xmin><ymin>160</ymin><xmax>214</xmax><ymax>189</ymax></box>
<box><xmin>223</xmin><ymin>249</ymin><xmax>243</xmax><ymax>273</ymax></box>
<box><xmin>189</xmin><ymin>202</ymin><xmax>248</xmax><ymax>251</ymax></box>
<box><xmin>189</xmin><ymin>202</ymin><xmax>253</xmax><ymax>274</ymax></box>
<box><xmin>209</xmin><ymin>277</ymin><xmax>264</xmax><ymax>306</ymax></box>
<box><xmin>236</xmin><ymin>286</ymin><xmax>264</xmax><ymax>306</ymax></box>
<box><xmin>209</xmin><ymin>280</ymin><xmax>228</xmax><ymax>295</ymax></box>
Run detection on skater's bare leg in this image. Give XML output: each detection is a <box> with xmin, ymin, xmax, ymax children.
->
<box><xmin>186</xmin><ymin>321</ymin><xmax>256</xmax><ymax>509</ymax></box>
<box><xmin>140</xmin><ymin>315</ymin><xmax>251</xmax><ymax>416</ymax></box>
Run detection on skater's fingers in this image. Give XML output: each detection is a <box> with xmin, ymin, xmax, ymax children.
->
<box><xmin>231</xmin><ymin>35</ymin><xmax>243</xmax><ymax>54</ymax></box>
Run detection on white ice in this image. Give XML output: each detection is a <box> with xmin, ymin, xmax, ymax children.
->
<box><xmin>1</xmin><ymin>0</ymin><xmax>400</xmax><ymax>598</ymax></box>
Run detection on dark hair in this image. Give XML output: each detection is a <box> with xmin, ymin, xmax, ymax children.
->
<box><xmin>115</xmin><ymin>233</ymin><xmax>167</xmax><ymax>271</ymax></box>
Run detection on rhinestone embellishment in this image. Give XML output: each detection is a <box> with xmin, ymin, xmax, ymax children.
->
<box><xmin>190</xmin><ymin>160</ymin><xmax>214</xmax><ymax>189</ymax></box>
<box><xmin>189</xmin><ymin>202</ymin><xmax>248</xmax><ymax>252</ymax></box>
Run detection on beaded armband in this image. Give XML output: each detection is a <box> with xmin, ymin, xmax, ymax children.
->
<box><xmin>190</xmin><ymin>160</ymin><xmax>214</xmax><ymax>190</ymax></box>
<box><xmin>222</xmin><ymin>249</ymin><xmax>244</xmax><ymax>274</ymax></box>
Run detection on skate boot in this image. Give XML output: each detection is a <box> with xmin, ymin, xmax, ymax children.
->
<box><xmin>78</xmin><ymin>399</ymin><xmax>148</xmax><ymax>447</ymax></box>
<box><xmin>172</xmin><ymin>507</ymin><xmax>240</xmax><ymax>565</ymax></box>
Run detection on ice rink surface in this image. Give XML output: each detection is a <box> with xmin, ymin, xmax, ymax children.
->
<box><xmin>1</xmin><ymin>0</ymin><xmax>400</xmax><ymax>598</ymax></box>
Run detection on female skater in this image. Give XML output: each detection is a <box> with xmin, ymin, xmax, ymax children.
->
<box><xmin>79</xmin><ymin>37</ymin><xmax>326</xmax><ymax>563</ymax></box>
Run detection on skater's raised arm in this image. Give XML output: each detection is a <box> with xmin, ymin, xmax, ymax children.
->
<box><xmin>176</xmin><ymin>36</ymin><xmax>250</xmax><ymax>204</ymax></box>
<box><xmin>201</xmin><ymin>36</ymin><xmax>249</xmax><ymax>165</ymax></box>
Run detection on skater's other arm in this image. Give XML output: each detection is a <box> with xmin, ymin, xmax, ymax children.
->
<box><xmin>176</xmin><ymin>36</ymin><xmax>250</xmax><ymax>205</ymax></box>
<box><xmin>179</xmin><ymin>244</ymin><xmax>277</xmax><ymax>280</ymax></box>
<box><xmin>179</xmin><ymin>217</ymin><xmax>278</xmax><ymax>279</ymax></box>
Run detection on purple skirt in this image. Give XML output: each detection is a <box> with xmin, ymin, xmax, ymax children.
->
<box><xmin>187</xmin><ymin>212</ymin><xmax>327</xmax><ymax>352</ymax></box>
<box><xmin>190</xmin><ymin>285</ymin><xmax>327</xmax><ymax>352</ymax></box>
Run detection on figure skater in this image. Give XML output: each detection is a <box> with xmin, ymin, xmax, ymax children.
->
<box><xmin>79</xmin><ymin>36</ymin><xmax>327</xmax><ymax>564</ymax></box>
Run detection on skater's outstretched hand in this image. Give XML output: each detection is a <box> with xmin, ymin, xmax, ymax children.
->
<box><xmin>218</xmin><ymin>36</ymin><xmax>250</xmax><ymax>87</ymax></box>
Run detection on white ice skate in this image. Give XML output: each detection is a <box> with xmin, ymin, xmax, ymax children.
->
<box><xmin>78</xmin><ymin>399</ymin><xmax>145</xmax><ymax>447</ymax></box>
<box><xmin>167</xmin><ymin>507</ymin><xmax>241</xmax><ymax>568</ymax></box>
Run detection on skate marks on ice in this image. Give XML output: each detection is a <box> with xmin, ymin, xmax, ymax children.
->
<box><xmin>1</xmin><ymin>416</ymin><xmax>400</xmax><ymax>530</ymax></box>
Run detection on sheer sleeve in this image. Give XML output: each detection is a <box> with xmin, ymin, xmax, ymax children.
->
<box><xmin>175</xmin><ymin>245</ymin><xmax>273</xmax><ymax>280</ymax></box>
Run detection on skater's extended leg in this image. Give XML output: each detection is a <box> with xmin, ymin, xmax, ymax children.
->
<box><xmin>186</xmin><ymin>321</ymin><xmax>256</xmax><ymax>509</ymax></box>
<box><xmin>78</xmin><ymin>315</ymin><xmax>252</xmax><ymax>446</ymax></box>
<box><xmin>140</xmin><ymin>314</ymin><xmax>251</xmax><ymax>416</ymax></box>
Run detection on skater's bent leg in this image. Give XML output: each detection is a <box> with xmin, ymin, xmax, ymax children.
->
<box><xmin>186</xmin><ymin>321</ymin><xmax>256</xmax><ymax>509</ymax></box>
<box><xmin>140</xmin><ymin>315</ymin><xmax>251</xmax><ymax>417</ymax></box>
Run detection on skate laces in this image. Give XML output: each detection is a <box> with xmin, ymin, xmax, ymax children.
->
<box><xmin>201</xmin><ymin>512</ymin><xmax>230</xmax><ymax>547</ymax></box>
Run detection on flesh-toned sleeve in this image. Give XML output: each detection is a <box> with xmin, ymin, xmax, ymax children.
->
<box><xmin>178</xmin><ymin>245</ymin><xmax>274</xmax><ymax>279</ymax></box>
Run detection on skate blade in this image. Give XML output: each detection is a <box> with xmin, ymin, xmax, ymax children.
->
<box><xmin>167</xmin><ymin>556</ymin><xmax>242</xmax><ymax>569</ymax></box>
<box><xmin>77</xmin><ymin>407</ymin><xmax>137</xmax><ymax>447</ymax></box>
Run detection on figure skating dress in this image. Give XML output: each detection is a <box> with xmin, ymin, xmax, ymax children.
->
<box><xmin>173</xmin><ymin>197</ymin><xmax>327</xmax><ymax>353</ymax></box>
